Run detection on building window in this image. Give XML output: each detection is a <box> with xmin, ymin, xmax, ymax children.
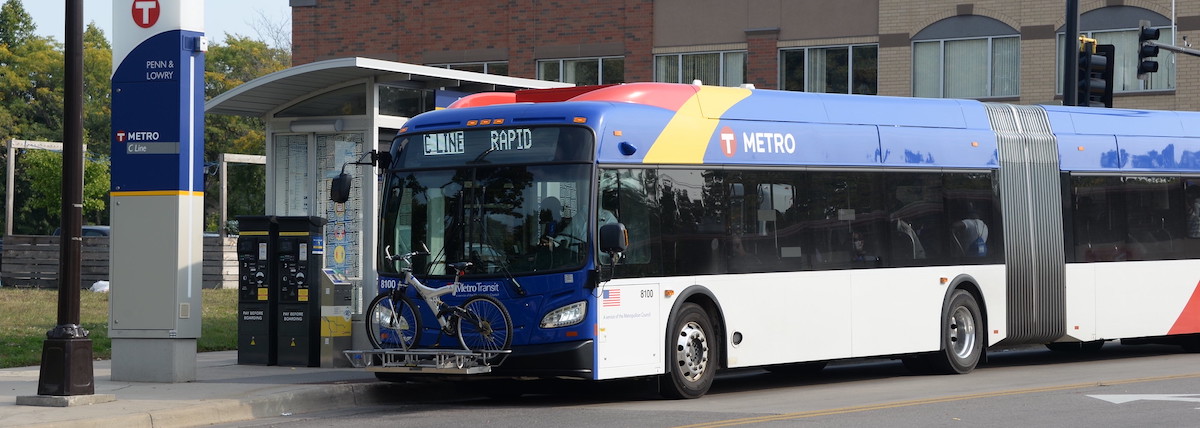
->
<box><xmin>780</xmin><ymin>44</ymin><xmax>878</xmax><ymax>94</ymax></box>
<box><xmin>1055</xmin><ymin>6</ymin><xmax>1175</xmax><ymax>94</ymax></box>
<box><xmin>378</xmin><ymin>86</ymin><xmax>433</xmax><ymax>118</ymax></box>
<box><xmin>654</xmin><ymin>51</ymin><xmax>746</xmax><ymax>87</ymax></box>
<box><xmin>911</xmin><ymin>15</ymin><xmax>1020</xmax><ymax>99</ymax></box>
<box><xmin>1056</xmin><ymin>28</ymin><xmax>1175</xmax><ymax>93</ymax></box>
<box><xmin>428</xmin><ymin>62</ymin><xmax>509</xmax><ymax>76</ymax></box>
<box><xmin>913</xmin><ymin>36</ymin><xmax>1019</xmax><ymax>98</ymax></box>
<box><xmin>537</xmin><ymin>57</ymin><xmax>624</xmax><ymax>85</ymax></box>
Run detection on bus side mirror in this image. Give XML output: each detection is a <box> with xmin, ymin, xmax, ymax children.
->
<box><xmin>330</xmin><ymin>172</ymin><xmax>352</xmax><ymax>203</ymax></box>
<box><xmin>374</xmin><ymin>151</ymin><xmax>392</xmax><ymax>170</ymax></box>
<box><xmin>599</xmin><ymin>223</ymin><xmax>628</xmax><ymax>254</ymax></box>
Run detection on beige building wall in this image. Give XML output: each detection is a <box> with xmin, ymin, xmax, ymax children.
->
<box><xmin>652</xmin><ymin>0</ymin><xmax>1197</xmax><ymax>111</ymax></box>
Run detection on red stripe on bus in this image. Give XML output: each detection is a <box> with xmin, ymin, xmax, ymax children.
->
<box><xmin>567</xmin><ymin>82</ymin><xmax>697</xmax><ymax>112</ymax></box>
<box><xmin>1168</xmin><ymin>280</ymin><xmax>1200</xmax><ymax>335</ymax></box>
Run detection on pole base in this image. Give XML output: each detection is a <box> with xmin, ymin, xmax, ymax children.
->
<box><xmin>36</xmin><ymin>337</ymin><xmax>95</xmax><ymax>396</ymax></box>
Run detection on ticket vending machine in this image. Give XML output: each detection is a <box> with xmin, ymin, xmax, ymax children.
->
<box><xmin>274</xmin><ymin>216</ymin><xmax>327</xmax><ymax>367</ymax></box>
<box><xmin>236</xmin><ymin>216</ymin><xmax>275</xmax><ymax>365</ymax></box>
<box><xmin>319</xmin><ymin>268</ymin><xmax>354</xmax><ymax>368</ymax></box>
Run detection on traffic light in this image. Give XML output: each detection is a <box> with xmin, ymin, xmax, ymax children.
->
<box><xmin>1138</xmin><ymin>25</ymin><xmax>1161</xmax><ymax>78</ymax></box>
<box><xmin>1076</xmin><ymin>40</ymin><xmax>1114</xmax><ymax>107</ymax></box>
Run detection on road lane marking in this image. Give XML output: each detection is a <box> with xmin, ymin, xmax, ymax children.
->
<box><xmin>1090</xmin><ymin>394</ymin><xmax>1200</xmax><ymax>404</ymax></box>
<box><xmin>675</xmin><ymin>372</ymin><xmax>1200</xmax><ymax>428</ymax></box>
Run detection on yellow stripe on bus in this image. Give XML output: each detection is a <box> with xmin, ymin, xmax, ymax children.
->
<box><xmin>642</xmin><ymin>86</ymin><xmax>751</xmax><ymax>164</ymax></box>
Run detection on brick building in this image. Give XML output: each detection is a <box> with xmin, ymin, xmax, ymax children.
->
<box><xmin>289</xmin><ymin>0</ymin><xmax>1198</xmax><ymax>110</ymax></box>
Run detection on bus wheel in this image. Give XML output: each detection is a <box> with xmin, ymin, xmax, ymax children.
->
<box><xmin>906</xmin><ymin>289</ymin><xmax>983</xmax><ymax>375</ymax></box>
<box><xmin>660</xmin><ymin>303</ymin><xmax>716</xmax><ymax>399</ymax></box>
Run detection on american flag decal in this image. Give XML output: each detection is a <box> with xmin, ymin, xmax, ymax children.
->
<box><xmin>602</xmin><ymin>288</ymin><xmax>621</xmax><ymax>307</ymax></box>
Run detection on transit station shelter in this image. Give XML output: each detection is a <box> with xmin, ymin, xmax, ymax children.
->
<box><xmin>206</xmin><ymin>57</ymin><xmax>570</xmax><ymax>344</ymax></box>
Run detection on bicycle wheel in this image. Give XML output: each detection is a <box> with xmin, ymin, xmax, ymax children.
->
<box><xmin>456</xmin><ymin>295</ymin><xmax>512</xmax><ymax>353</ymax></box>
<box><xmin>366</xmin><ymin>291</ymin><xmax>421</xmax><ymax>350</ymax></box>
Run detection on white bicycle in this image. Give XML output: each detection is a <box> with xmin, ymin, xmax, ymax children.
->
<box><xmin>366</xmin><ymin>244</ymin><xmax>513</xmax><ymax>356</ymax></box>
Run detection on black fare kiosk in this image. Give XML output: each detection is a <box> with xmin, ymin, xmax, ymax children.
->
<box><xmin>236</xmin><ymin>215</ymin><xmax>328</xmax><ymax>367</ymax></box>
<box><xmin>236</xmin><ymin>216</ymin><xmax>275</xmax><ymax>365</ymax></box>
<box><xmin>274</xmin><ymin>216</ymin><xmax>327</xmax><ymax>367</ymax></box>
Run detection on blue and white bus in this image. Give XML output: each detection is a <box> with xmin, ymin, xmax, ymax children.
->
<box><xmin>365</xmin><ymin>82</ymin><xmax>1200</xmax><ymax>398</ymax></box>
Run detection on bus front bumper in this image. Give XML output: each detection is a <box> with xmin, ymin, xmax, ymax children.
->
<box><xmin>493</xmin><ymin>339</ymin><xmax>594</xmax><ymax>379</ymax></box>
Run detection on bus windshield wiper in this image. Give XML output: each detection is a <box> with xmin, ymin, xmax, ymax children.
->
<box><xmin>468</xmin><ymin>147</ymin><xmax>496</xmax><ymax>164</ymax></box>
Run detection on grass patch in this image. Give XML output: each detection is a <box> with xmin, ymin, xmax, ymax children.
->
<box><xmin>0</xmin><ymin>288</ymin><xmax>237</xmax><ymax>368</ymax></box>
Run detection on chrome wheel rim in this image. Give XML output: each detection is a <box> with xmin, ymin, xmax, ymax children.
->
<box><xmin>674</xmin><ymin>321</ymin><xmax>709</xmax><ymax>382</ymax></box>
<box><xmin>949</xmin><ymin>306</ymin><xmax>976</xmax><ymax>359</ymax></box>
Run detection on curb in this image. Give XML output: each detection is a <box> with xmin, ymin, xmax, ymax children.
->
<box><xmin>11</xmin><ymin>380</ymin><xmax>462</xmax><ymax>428</ymax></box>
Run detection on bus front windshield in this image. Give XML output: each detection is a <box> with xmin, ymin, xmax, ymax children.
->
<box><xmin>380</xmin><ymin>127</ymin><xmax>594</xmax><ymax>277</ymax></box>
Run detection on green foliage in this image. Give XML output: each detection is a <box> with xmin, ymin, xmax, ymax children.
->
<box><xmin>0</xmin><ymin>0</ymin><xmax>36</xmax><ymax>48</ymax></box>
<box><xmin>83</xmin><ymin>23</ymin><xmax>112</xmax><ymax>158</ymax></box>
<box><xmin>201</xmin><ymin>36</ymin><xmax>289</xmax><ymax>231</ymax></box>
<box><xmin>18</xmin><ymin>149</ymin><xmax>110</xmax><ymax>228</ymax></box>
<box><xmin>0</xmin><ymin>35</ymin><xmax>64</xmax><ymax>143</ymax></box>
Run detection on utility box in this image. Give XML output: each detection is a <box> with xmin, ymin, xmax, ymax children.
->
<box><xmin>274</xmin><ymin>216</ymin><xmax>327</xmax><ymax>367</ymax></box>
<box><xmin>319</xmin><ymin>268</ymin><xmax>354</xmax><ymax>367</ymax></box>
<box><xmin>236</xmin><ymin>216</ymin><xmax>275</xmax><ymax>365</ymax></box>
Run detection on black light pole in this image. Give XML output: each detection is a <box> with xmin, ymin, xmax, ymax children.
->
<box><xmin>37</xmin><ymin>0</ymin><xmax>94</xmax><ymax>396</ymax></box>
<box><xmin>1063</xmin><ymin>0</ymin><xmax>1080</xmax><ymax>106</ymax></box>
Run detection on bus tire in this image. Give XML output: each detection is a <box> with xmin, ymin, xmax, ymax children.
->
<box><xmin>906</xmin><ymin>289</ymin><xmax>983</xmax><ymax>375</ymax></box>
<box><xmin>936</xmin><ymin>289</ymin><xmax>984</xmax><ymax>374</ymax></box>
<box><xmin>660</xmin><ymin>303</ymin><xmax>716</xmax><ymax>399</ymax></box>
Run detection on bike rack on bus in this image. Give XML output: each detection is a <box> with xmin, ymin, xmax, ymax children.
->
<box><xmin>343</xmin><ymin>348</ymin><xmax>511</xmax><ymax>374</ymax></box>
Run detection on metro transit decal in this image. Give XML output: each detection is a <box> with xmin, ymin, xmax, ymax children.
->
<box><xmin>717</xmin><ymin>126</ymin><xmax>801</xmax><ymax>159</ymax></box>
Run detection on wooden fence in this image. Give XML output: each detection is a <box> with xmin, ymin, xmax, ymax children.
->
<box><xmin>0</xmin><ymin>234</ymin><xmax>238</xmax><ymax>290</ymax></box>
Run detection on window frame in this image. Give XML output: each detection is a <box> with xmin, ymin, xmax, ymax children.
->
<box><xmin>911</xmin><ymin>34</ymin><xmax>1021</xmax><ymax>99</ymax></box>
<box><xmin>427</xmin><ymin>61</ymin><xmax>509</xmax><ymax>76</ymax></box>
<box><xmin>1054</xmin><ymin>26</ymin><xmax>1176</xmax><ymax>94</ymax></box>
<box><xmin>653</xmin><ymin>50</ymin><xmax>747</xmax><ymax>87</ymax></box>
<box><xmin>779</xmin><ymin>44</ymin><xmax>879</xmax><ymax>95</ymax></box>
<box><xmin>536</xmin><ymin>56</ymin><xmax>625</xmax><ymax>85</ymax></box>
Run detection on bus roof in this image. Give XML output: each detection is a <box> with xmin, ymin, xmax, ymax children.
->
<box><xmin>402</xmin><ymin>83</ymin><xmax>1200</xmax><ymax>172</ymax></box>
<box><xmin>1044</xmin><ymin>104</ymin><xmax>1200</xmax><ymax>173</ymax></box>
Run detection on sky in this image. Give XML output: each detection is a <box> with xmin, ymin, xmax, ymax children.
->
<box><xmin>21</xmin><ymin>0</ymin><xmax>292</xmax><ymax>47</ymax></box>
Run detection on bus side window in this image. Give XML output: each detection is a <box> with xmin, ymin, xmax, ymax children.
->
<box><xmin>598</xmin><ymin>168</ymin><xmax>661</xmax><ymax>276</ymax></box>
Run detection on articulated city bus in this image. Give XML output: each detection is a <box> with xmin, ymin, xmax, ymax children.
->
<box><xmin>361</xmin><ymin>82</ymin><xmax>1200</xmax><ymax>398</ymax></box>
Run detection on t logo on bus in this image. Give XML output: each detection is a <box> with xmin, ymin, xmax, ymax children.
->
<box><xmin>719</xmin><ymin>126</ymin><xmax>737</xmax><ymax>158</ymax></box>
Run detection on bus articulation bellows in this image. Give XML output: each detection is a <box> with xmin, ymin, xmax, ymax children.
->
<box><xmin>348</xmin><ymin>82</ymin><xmax>1200</xmax><ymax>399</ymax></box>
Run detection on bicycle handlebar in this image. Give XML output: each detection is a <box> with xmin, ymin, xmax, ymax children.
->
<box><xmin>384</xmin><ymin>245</ymin><xmax>428</xmax><ymax>263</ymax></box>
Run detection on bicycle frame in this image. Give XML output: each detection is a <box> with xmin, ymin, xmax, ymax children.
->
<box><xmin>400</xmin><ymin>265</ymin><xmax>468</xmax><ymax>333</ymax></box>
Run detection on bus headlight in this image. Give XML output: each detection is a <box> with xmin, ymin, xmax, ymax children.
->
<box><xmin>541</xmin><ymin>301</ymin><xmax>587</xmax><ymax>328</ymax></box>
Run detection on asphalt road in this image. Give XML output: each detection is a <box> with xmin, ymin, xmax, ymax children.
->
<box><xmin>225</xmin><ymin>343</ymin><xmax>1200</xmax><ymax>427</ymax></box>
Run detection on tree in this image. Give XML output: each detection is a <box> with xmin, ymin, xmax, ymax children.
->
<box><xmin>16</xmin><ymin>149</ymin><xmax>109</xmax><ymax>232</ymax></box>
<box><xmin>0</xmin><ymin>34</ymin><xmax>64</xmax><ymax>143</ymax></box>
<box><xmin>0</xmin><ymin>0</ymin><xmax>36</xmax><ymax>48</ymax></box>
<box><xmin>83</xmin><ymin>23</ymin><xmax>112</xmax><ymax>158</ymax></box>
<box><xmin>202</xmin><ymin>36</ymin><xmax>290</xmax><ymax>232</ymax></box>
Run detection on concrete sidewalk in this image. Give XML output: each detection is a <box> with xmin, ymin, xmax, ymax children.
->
<box><xmin>0</xmin><ymin>351</ymin><xmax>410</xmax><ymax>427</ymax></box>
